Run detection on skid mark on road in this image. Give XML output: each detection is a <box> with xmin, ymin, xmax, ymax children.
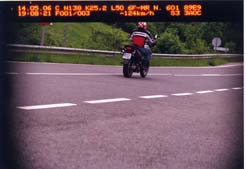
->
<box><xmin>16</xmin><ymin>87</ymin><xmax>243</xmax><ymax>110</ymax></box>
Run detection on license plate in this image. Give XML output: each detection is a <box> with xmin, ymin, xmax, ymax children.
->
<box><xmin>122</xmin><ymin>53</ymin><xmax>132</xmax><ymax>59</ymax></box>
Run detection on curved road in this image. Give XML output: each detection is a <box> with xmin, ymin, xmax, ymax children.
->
<box><xmin>4</xmin><ymin>61</ymin><xmax>243</xmax><ymax>169</ymax></box>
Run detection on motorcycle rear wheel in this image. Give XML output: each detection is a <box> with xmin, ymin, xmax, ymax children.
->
<box><xmin>140</xmin><ymin>61</ymin><xmax>149</xmax><ymax>78</ymax></box>
<box><xmin>123</xmin><ymin>60</ymin><xmax>133</xmax><ymax>78</ymax></box>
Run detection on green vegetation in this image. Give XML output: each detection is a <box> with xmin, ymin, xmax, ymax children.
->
<box><xmin>7</xmin><ymin>22</ymin><xmax>243</xmax><ymax>54</ymax></box>
<box><xmin>7</xmin><ymin>22</ymin><xmax>129</xmax><ymax>51</ymax></box>
<box><xmin>7</xmin><ymin>52</ymin><xmax>242</xmax><ymax>67</ymax></box>
<box><xmin>151</xmin><ymin>57</ymin><xmax>241</xmax><ymax>67</ymax></box>
<box><xmin>6</xmin><ymin>22</ymin><xmax>243</xmax><ymax>66</ymax></box>
<box><xmin>7</xmin><ymin>52</ymin><xmax>121</xmax><ymax>65</ymax></box>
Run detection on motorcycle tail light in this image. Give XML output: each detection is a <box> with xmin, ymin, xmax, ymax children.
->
<box><xmin>126</xmin><ymin>47</ymin><xmax>133</xmax><ymax>52</ymax></box>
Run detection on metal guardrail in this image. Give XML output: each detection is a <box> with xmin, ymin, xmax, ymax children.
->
<box><xmin>7</xmin><ymin>44</ymin><xmax>120</xmax><ymax>56</ymax></box>
<box><xmin>7</xmin><ymin>44</ymin><xmax>243</xmax><ymax>58</ymax></box>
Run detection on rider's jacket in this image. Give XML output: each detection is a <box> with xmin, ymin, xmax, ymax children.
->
<box><xmin>129</xmin><ymin>28</ymin><xmax>155</xmax><ymax>49</ymax></box>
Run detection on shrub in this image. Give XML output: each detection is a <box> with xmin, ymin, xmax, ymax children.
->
<box><xmin>156</xmin><ymin>32</ymin><xmax>186</xmax><ymax>54</ymax></box>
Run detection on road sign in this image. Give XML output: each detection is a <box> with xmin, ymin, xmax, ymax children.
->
<box><xmin>212</xmin><ymin>37</ymin><xmax>221</xmax><ymax>47</ymax></box>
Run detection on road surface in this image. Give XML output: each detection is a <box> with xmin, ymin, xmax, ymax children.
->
<box><xmin>3</xmin><ymin>61</ymin><xmax>243</xmax><ymax>169</ymax></box>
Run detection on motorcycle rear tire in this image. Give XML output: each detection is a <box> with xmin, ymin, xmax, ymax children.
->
<box><xmin>140</xmin><ymin>61</ymin><xmax>149</xmax><ymax>78</ymax></box>
<box><xmin>123</xmin><ymin>60</ymin><xmax>133</xmax><ymax>78</ymax></box>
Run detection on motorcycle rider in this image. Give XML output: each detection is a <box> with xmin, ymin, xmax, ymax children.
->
<box><xmin>129</xmin><ymin>22</ymin><xmax>156</xmax><ymax>62</ymax></box>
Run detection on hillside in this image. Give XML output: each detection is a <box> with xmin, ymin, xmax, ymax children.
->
<box><xmin>7</xmin><ymin>22</ymin><xmax>129</xmax><ymax>51</ymax></box>
<box><xmin>7</xmin><ymin>22</ymin><xmax>243</xmax><ymax>54</ymax></box>
<box><xmin>44</xmin><ymin>22</ymin><xmax>129</xmax><ymax>50</ymax></box>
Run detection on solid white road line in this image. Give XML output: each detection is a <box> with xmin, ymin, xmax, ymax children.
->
<box><xmin>222</xmin><ymin>74</ymin><xmax>243</xmax><ymax>76</ymax></box>
<box><xmin>214</xmin><ymin>88</ymin><xmax>229</xmax><ymax>92</ymax></box>
<box><xmin>171</xmin><ymin>93</ymin><xmax>193</xmax><ymax>96</ymax></box>
<box><xmin>23</xmin><ymin>72</ymin><xmax>243</xmax><ymax>77</ymax></box>
<box><xmin>17</xmin><ymin>103</ymin><xmax>77</xmax><ymax>110</ymax></box>
<box><xmin>139</xmin><ymin>95</ymin><xmax>168</xmax><ymax>99</ymax></box>
<box><xmin>174</xmin><ymin>74</ymin><xmax>201</xmax><ymax>77</ymax></box>
<box><xmin>84</xmin><ymin>98</ymin><xmax>131</xmax><ymax>104</ymax></box>
<box><xmin>172</xmin><ymin>74</ymin><xmax>243</xmax><ymax>77</ymax></box>
<box><xmin>148</xmin><ymin>73</ymin><xmax>172</xmax><ymax>76</ymax></box>
<box><xmin>150</xmin><ymin>63</ymin><xmax>243</xmax><ymax>69</ymax></box>
<box><xmin>26</xmin><ymin>73</ymin><xmax>121</xmax><ymax>76</ymax></box>
<box><xmin>196</xmin><ymin>90</ymin><xmax>214</xmax><ymax>94</ymax></box>
<box><xmin>202</xmin><ymin>74</ymin><xmax>221</xmax><ymax>76</ymax></box>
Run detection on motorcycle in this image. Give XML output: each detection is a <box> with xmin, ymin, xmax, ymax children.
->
<box><xmin>121</xmin><ymin>45</ymin><xmax>149</xmax><ymax>78</ymax></box>
<box><xmin>121</xmin><ymin>35</ymin><xmax>157</xmax><ymax>78</ymax></box>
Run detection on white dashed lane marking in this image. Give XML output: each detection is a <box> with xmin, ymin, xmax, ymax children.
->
<box><xmin>16</xmin><ymin>87</ymin><xmax>243</xmax><ymax>109</ymax></box>
<box><xmin>214</xmin><ymin>88</ymin><xmax>229</xmax><ymax>92</ymax></box>
<box><xmin>196</xmin><ymin>90</ymin><xmax>214</xmax><ymax>94</ymax></box>
<box><xmin>139</xmin><ymin>95</ymin><xmax>168</xmax><ymax>99</ymax></box>
<box><xmin>84</xmin><ymin>98</ymin><xmax>131</xmax><ymax>104</ymax></box>
<box><xmin>17</xmin><ymin>103</ymin><xmax>77</xmax><ymax>110</ymax></box>
<box><xmin>232</xmin><ymin>87</ymin><xmax>243</xmax><ymax>90</ymax></box>
<box><xmin>171</xmin><ymin>93</ymin><xmax>193</xmax><ymax>96</ymax></box>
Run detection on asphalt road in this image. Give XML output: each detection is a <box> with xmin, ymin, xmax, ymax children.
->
<box><xmin>3</xmin><ymin>61</ymin><xmax>244</xmax><ymax>169</ymax></box>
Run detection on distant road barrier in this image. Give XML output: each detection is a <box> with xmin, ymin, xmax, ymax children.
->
<box><xmin>7</xmin><ymin>44</ymin><xmax>243</xmax><ymax>59</ymax></box>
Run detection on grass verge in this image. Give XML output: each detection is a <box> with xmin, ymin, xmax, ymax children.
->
<box><xmin>7</xmin><ymin>52</ymin><xmax>243</xmax><ymax>67</ymax></box>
